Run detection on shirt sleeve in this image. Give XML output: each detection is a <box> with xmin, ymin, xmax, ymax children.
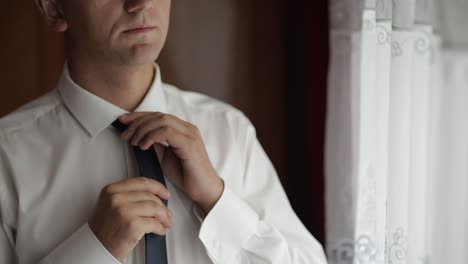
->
<box><xmin>38</xmin><ymin>223</ymin><xmax>123</xmax><ymax>264</ymax></box>
<box><xmin>198</xmin><ymin>116</ymin><xmax>327</xmax><ymax>264</ymax></box>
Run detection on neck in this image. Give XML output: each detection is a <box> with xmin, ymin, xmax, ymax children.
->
<box><xmin>67</xmin><ymin>57</ymin><xmax>155</xmax><ymax>112</ymax></box>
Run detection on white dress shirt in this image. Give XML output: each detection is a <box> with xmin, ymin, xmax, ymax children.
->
<box><xmin>0</xmin><ymin>64</ymin><xmax>327</xmax><ymax>264</ymax></box>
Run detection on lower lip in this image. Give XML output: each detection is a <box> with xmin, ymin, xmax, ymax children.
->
<box><xmin>124</xmin><ymin>27</ymin><xmax>155</xmax><ymax>34</ymax></box>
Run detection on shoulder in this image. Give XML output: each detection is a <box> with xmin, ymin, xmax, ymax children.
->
<box><xmin>163</xmin><ymin>83</ymin><xmax>242</xmax><ymax>114</ymax></box>
<box><xmin>0</xmin><ymin>89</ymin><xmax>61</xmax><ymax>140</ymax></box>
<box><xmin>162</xmin><ymin>83</ymin><xmax>255</xmax><ymax>131</ymax></box>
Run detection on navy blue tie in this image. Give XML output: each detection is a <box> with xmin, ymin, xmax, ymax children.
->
<box><xmin>112</xmin><ymin>120</ymin><xmax>168</xmax><ymax>264</ymax></box>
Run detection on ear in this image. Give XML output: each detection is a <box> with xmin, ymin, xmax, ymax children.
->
<box><xmin>35</xmin><ymin>0</ymin><xmax>68</xmax><ymax>32</ymax></box>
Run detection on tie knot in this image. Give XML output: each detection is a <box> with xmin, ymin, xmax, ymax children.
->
<box><xmin>112</xmin><ymin>119</ymin><xmax>128</xmax><ymax>132</ymax></box>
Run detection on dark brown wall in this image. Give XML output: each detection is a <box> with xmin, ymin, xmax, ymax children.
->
<box><xmin>0</xmin><ymin>2</ymin><xmax>64</xmax><ymax>117</ymax></box>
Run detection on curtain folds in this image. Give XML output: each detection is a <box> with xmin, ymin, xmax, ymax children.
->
<box><xmin>326</xmin><ymin>0</ymin><xmax>468</xmax><ymax>263</ymax></box>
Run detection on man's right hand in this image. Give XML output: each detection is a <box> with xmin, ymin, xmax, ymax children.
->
<box><xmin>88</xmin><ymin>177</ymin><xmax>172</xmax><ymax>262</ymax></box>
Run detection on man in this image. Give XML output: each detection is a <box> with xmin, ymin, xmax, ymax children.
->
<box><xmin>0</xmin><ymin>0</ymin><xmax>327</xmax><ymax>263</ymax></box>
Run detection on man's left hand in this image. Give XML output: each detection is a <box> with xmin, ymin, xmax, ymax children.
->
<box><xmin>118</xmin><ymin>112</ymin><xmax>224</xmax><ymax>213</ymax></box>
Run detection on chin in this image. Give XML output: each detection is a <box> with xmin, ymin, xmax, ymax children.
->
<box><xmin>124</xmin><ymin>43</ymin><xmax>161</xmax><ymax>66</ymax></box>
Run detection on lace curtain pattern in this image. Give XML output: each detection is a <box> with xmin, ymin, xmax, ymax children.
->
<box><xmin>326</xmin><ymin>0</ymin><xmax>468</xmax><ymax>263</ymax></box>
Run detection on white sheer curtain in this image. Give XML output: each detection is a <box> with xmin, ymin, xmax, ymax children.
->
<box><xmin>326</xmin><ymin>0</ymin><xmax>468</xmax><ymax>263</ymax></box>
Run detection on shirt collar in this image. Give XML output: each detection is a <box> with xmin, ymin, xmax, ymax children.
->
<box><xmin>58</xmin><ymin>63</ymin><xmax>167</xmax><ymax>137</ymax></box>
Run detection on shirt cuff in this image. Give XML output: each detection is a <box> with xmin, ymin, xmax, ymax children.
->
<box><xmin>40</xmin><ymin>223</ymin><xmax>123</xmax><ymax>264</ymax></box>
<box><xmin>198</xmin><ymin>184</ymin><xmax>259</xmax><ymax>263</ymax></box>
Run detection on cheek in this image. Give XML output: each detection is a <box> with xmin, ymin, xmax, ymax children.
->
<box><xmin>157</xmin><ymin>0</ymin><xmax>171</xmax><ymax>25</ymax></box>
<box><xmin>157</xmin><ymin>0</ymin><xmax>172</xmax><ymax>36</ymax></box>
<box><xmin>164</xmin><ymin>0</ymin><xmax>172</xmax><ymax>16</ymax></box>
<box><xmin>78</xmin><ymin>1</ymin><xmax>123</xmax><ymax>41</ymax></box>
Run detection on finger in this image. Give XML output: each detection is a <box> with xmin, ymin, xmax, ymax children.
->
<box><xmin>153</xmin><ymin>143</ymin><xmax>166</xmax><ymax>160</ymax></box>
<box><xmin>122</xmin><ymin>191</ymin><xmax>164</xmax><ymax>205</ymax></box>
<box><xmin>140</xmin><ymin>126</ymin><xmax>191</xmax><ymax>151</ymax></box>
<box><xmin>130</xmin><ymin>114</ymin><xmax>189</xmax><ymax>147</ymax></box>
<box><xmin>104</xmin><ymin>177</ymin><xmax>170</xmax><ymax>200</ymax></box>
<box><xmin>122</xmin><ymin>114</ymin><xmax>157</xmax><ymax>141</ymax></box>
<box><xmin>138</xmin><ymin>217</ymin><xmax>168</xmax><ymax>236</ymax></box>
<box><xmin>130</xmin><ymin>121</ymin><xmax>165</xmax><ymax>146</ymax></box>
<box><xmin>119</xmin><ymin>112</ymin><xmax>154</xmax><ymax>124</ymax></box>
<box><xmin>140</xmin><ymin>129</ymin><xmax>169</xmax><ymax>151</ymax></box>
<box><xmin>128</xmin><ymin>201</ymin><xmax>172</xmax><ymax>228</ymax></box>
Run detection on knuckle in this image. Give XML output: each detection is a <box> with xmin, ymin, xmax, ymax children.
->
<box><xmin>116</xmin><ymin>206</ymin><xmax>128</xmax><ymax>218</ymax></box>
<box><xmin>127</xmin><ymin>124</ymin><xmax>136</xmax><ymax>133</ymax></box>
<box><xmin>187</xmin><ymin>128</ymin><xmax>200</xmax><ymax>139</ymax></box>
<box><xmin>187</xmin><ymin>137</ymin><xmax>198</xmax><ymax>147</ymax></box>
<box><xmin>132</xmin><ymin>128</ymin><xmax>140</xmax><ymax>137</ymax></box>
<box><xmin>155</xmin><ymin>207</ymin><xmax>169</xmax><ymax>223</ymax></box>
<box><xmin>142</xmin><ymin>133</ymin><xmax>155</xmax><ymax>144</ymax></box>
<box><xmin>162</xmin><ymin>126</ymin><xmax>172</xmax><ymax>134</ymax></box>
<box><xmin>149</xmin><ymin>178</ymin><xmax>159</xmax><ymax>187</ymax></box>
<box><xmin>154</xmin><ymin>221</ymin><xmax>166</xmax><ymax>235</ymax></box>
<box><xmin>153</xmin><ymin>196</ymin><xmax>163</xmax><ymax>205</ymax></box>
<box><xmin>160</xmin><ymin>114</ymin><xmax>170</xmax><ymax>123</ymax></box>
<box><xmin>109</xmin><ymin>193</ymin><xmax>122</xmax><ymax>208</ymax></box>
<box><xmin>140</xmin><ymin>177</ymin><xmax>152</xmax><ymax>185</ymax></box>
<box><xmin>188</xmin><ymin>134</ymin><xmax>198</xmax><ymax>142</ymax></box>
<box><xmin>146</xmin><ymin>200</ymin><xmax>159</xmax><ymax>211</ymax></box>
<box><xmin>159</xmin><ymin>185</ymin><xmax>168</xmax><ymax>196</ymax></box>
<box><xmin>101</xmin><ymin>184</ymin><xmax>114</xmax><ymax>196</ymax></box>
<box><xmin>150</xmin><ymin>183</ymin><xmax>165</xmax><ymax>196</ymax></box>
<box><xmin>141</xmin><ymin>121</ymin><xmax>151</xmax><ymax>131</ymax></box>
<box><xmin>149</xmin><ymin>130</ymin><xmax>159</xmax><ymax>139</ymax></box>
<box><xmin>151</xmin><ymin>199</ymin><xmax>162</xmax><ymax>207</ymax></box>
<box><xmin>184</xmin><ymin>121</ymin><xmax>196</xmax><ymax>131</ymax></box>
<box><xmin>134</xmin><ymin>129</ymin><xmax>144</xmax><ymax>139</ymax></box>
<box><xmin>191</xmin><ymin>124</ymin><xmax>200</xmax><ymax>133</ymax></box>
<box><xmin>164</xmin><ymin>211</ymin><xmax>172</xmax><ymax>227</ymax></box>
